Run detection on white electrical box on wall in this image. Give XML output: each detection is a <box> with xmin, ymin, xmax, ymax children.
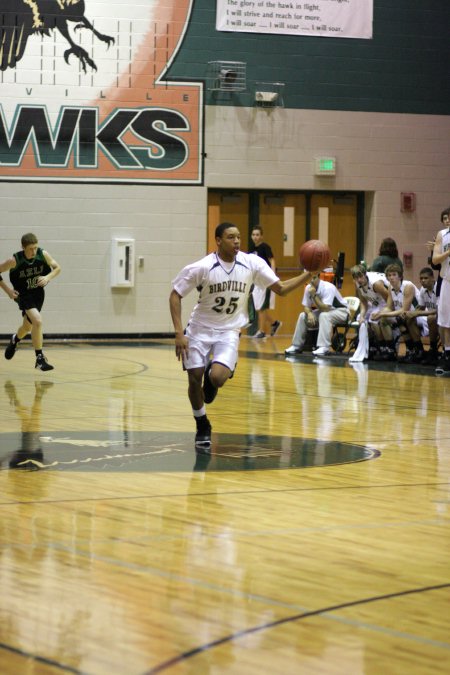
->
<box><xmin>110</xmin><ymin>238</ymin><xmax>135</xmax><ymax>288</ymax></box>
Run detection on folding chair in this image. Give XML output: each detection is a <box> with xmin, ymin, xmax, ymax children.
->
<box><xmin>331</xmin><ymin>296</ymin><xmax>360</xmax><ymax>353</ymax></box>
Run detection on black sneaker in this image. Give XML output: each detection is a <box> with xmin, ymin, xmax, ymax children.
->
<box><xmin>399</xmin><ymin>349</ymin><xmax>416</xmax><ymax>364</ymax></box>
<box><xmin>379</xmin><ymin>347</ymin><xmax>396</xmax><ymax>362</ymax></box>
<box><xmin>5</xmin><ymin>335</ymin><xmax>18</xmax><ymax>360</ymax></box>
<box><xmin>368</xmin><ymin>345</ymin><xmax>378</xmax><ymax>361</ymax></box>
<box><xmin>422</xmin><ymin>350</ymin><xmax>438</xmax><ymax>366</ymax></box>
<box><xmin>35</xmin><ymin>354</ymin><xmax>54</xmax><ymax>371</ymax></box>
<box><xmin>195</xmin><ymin>416</ymin><xmax>212</xmax><ymax>450</ymax></box>
<box><xmin>270</xmin><ymin>320</ymin><xmax>282</xmax><ymax>337</ymax></box>
<box><xmin>203</xmin><ymin>362</ymin><xmax>218</xmax><ymax>404</ymax></box>
<box><xmin>412</xmin><ymin>349</ymin><xmax>425</xmax><ymax>364</ymax></box>
<box><xmin>435</xmin><ymin>355</ymin><xmax>450</xmax><ymax>376</ymax></box>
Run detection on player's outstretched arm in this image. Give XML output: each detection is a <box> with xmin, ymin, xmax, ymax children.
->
<box><xmin>270</xmin><ymin>270</ymin><xmax>314</xmax><ymax>296</ymax></box>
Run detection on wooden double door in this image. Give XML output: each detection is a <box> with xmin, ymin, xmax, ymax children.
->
<box><xmin>208</xmin><ymin>190</ymin><xmax>362</xmax><ymax>334</ymax></box>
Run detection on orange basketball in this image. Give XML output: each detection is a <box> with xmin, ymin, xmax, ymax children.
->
<box><xmin>299</xmin><ymin>240</ymin><xmax>331</xmax><ymax>271</ymax></box>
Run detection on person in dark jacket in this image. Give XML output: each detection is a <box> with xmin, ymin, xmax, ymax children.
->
<box><xmin>249</xmin><ymin>225</ymin><xmax>282</xmax><ymax>338</ymax></box>
<box><xmin>370</xmin><ymin>238</ymin><xmax>403</xmax><ymax>273</ymax></box>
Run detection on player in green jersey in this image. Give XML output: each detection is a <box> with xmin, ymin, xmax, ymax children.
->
<box><xmin>0</xmin><ymin>233</ymin><xmax>61</xmax><ymax>371</ymax></box>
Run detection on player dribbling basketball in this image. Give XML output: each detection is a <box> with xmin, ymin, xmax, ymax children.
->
<box><xmin>169</xmin><ymin>222</ymin><xmax>316</xmax><ymax>449</ymax></box>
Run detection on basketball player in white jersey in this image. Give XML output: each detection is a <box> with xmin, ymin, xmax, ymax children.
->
<box><xmin>170</xmin><ymin>222</ymin><xmax>315</xmax><ymax>448</ymax></box>
<box><xmin>350</xmin><ymin>264</ymin><xmax>389</xmax><ymax>358</ymax></box>
<box><xmin>372</xmin><ymin>263</ymin><xmax>428</xmax><ymax>363</ymax></box>
<box><xmin>405</xmin><ymin>267</ymin><xmax>439</xmax><ymax>364</ymax></box>
<box><xmin>432</xmin><ymin>208</ymin><xmax>450</xmax><ymax>374</ymax></box>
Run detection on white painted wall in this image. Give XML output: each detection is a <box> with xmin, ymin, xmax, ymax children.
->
<box><xmin>1</xmin><ymin>106</ymin><xmax>449</xmax><ymax>335</ymax></box>
<box><xmin>0</xmin><ymin>184</ymin><xmax>206</xmax><ymax>334</ymax></box>
<box><xmin>206</xmin><ymin>105</ymin><xmax>450</xmax><ymax>274</ymax></box>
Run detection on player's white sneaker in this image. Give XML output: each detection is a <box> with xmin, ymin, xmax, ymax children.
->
<box><xmin>285</xmin><ymin>345</ymin><xmax>302</xmax><ymax>355</ymax></box>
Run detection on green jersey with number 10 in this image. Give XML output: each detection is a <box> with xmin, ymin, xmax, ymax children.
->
<box><xmin>9</xmin><ymin>248</ymin><xmax>52</xmax><ymax>295</ymax></box>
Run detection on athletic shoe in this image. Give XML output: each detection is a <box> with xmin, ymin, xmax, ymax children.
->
<box><xmin>368</xmin><ymin>346</ymin><xmax>379</xmax><ymax>361</ymax></box>
<box><xmin>422</xmin><ymin>350</ymin><xmax>439</xmax><ymax>366</ymax></box>
<box><xmin>195</xmin><ymin>416</ymin><xmax>212</xmax><ymax>449</ymax></box>
<box><xmin>35</xmin><ymin>354</ymin><xmax>54</xmax><ymax>372</ymax></box>
<box><xmin>270</xmin><ymin>320</ymin><xmax>282</xmax><ymax>337</ymax></box>
<box><xmin>412</xmin><ymin>349</ymin><xmax>425</xmax><ymax>363</ymax></box>
<box><xmin>203</xmin><ymin>362</ymin><xmax>218</xmax><ymax>404</ymax></box>
<box><xmin>285</xmin><ymin>345</ymin><xmax>303</xmax><ymax>355</ymax></box>
<box><xmin>254</xmin><ymin>331</ymin><xmax>266</xmax><ymax>338</ymax></box>
<box><xmin>5</xmin><ymin>335</ymin><xmax>18</xmax><ymax>360</ymax></box>
<box><xmin>399</xmin><ymin>349</ymin><xmax>415</xmax><ymax>364</ymax></box>
<box><xmin>435</xmin><ymin>355</ymin><xmax>450</xmax><ymax>376</ymax></box>
<box><xmin>312</xmin><ymin>347</ymin><xmax>330</xmax><ymax>356</ymax></box>
<box><xmin>400</xmin><ymin>348</ymin><xmax>424</xmax><ymax>364</ymax></box>
<box><xmin>376</xmin><ymin>347</ymin><xmax>396</xmax><ymax>362</ymax></box>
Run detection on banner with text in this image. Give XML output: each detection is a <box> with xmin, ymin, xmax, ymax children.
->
<box><xmin>0</xmin><ymin>0</ymin><xmax>203</xmax><ymax>185</ymax></box>
<box><xmin>216</xmin><ymin>0</ymin><xmax>373</xmax><ymax>39</ymax></box>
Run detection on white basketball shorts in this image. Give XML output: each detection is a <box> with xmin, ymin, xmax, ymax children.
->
<box><xmin>183</xmin><ymin>323</ymin><xmax>240</xmax><ymax>372</ymax></box>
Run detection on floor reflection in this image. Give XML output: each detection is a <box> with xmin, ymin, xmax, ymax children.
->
<box><xmin>0</xmin><ymin>428</ymin><xmax>378</xmax><ymax>473</ymax></box>
<box><xmin>2</xmin><ymin>381</ymin><xmax>53</xmax><ymax>470</ymax></box>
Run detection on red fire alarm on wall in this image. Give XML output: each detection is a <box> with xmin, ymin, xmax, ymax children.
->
<box><xmin>401</xmin><ymin>192</ymin><xmax>416</xmax><ymax>213</ymax></box>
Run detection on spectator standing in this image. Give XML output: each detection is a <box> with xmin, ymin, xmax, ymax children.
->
<box><xmin>370</xmin><ymin>238</ymin><xmax>403</xmax><ymax>274</ymax></box>
<box><xmin>249</xmin><ymin>225</ymin><xmax>282</xmax><ymax>338</ymax></box>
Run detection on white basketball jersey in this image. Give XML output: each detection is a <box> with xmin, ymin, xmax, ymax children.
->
<box><xmin>439</xmin><ymin>227</ymin><xmax>450</xmax><ymax>281</ymax></box>
<box><xmin>172</xmin><ymin>251</ymin><xmax>279</xmax><ymax>330</ymax></box>
<box><xmin>419</xmin><ymin>285</ymin><xmax>437</xmax><ymax>311</ymax></box>
<box><xmin>390</xmin><ymin>280</ymin><xmax>420</xmax><ymax>310</ymax></box>
<box><xmin>359</xmin><ymin>272</ymin><xmax>387</xmax><ymax>307</ymax></box>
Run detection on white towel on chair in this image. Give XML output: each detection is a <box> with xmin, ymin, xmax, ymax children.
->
<box><xmin>349</xmin><ymin>321</ymin><xmax>368</xmax><ymax>362</ymax></box>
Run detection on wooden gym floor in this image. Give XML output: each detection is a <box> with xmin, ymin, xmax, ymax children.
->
<box><xmin>0</xmin><ymin>337</ymin><xmax>449</xmax><ymax>674</ymax></box>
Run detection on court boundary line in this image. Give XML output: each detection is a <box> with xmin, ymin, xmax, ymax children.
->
<box><xmin>0</xmin><ymin>642</ymin><xmax>84</xmax><ymax>674</ymax></box>
<box><xmin>144</xmin><ymin>582</ymin><xmax>450</xmax><ymax>674</ymax></box>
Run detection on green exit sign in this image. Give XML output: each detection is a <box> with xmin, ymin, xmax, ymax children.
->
<box><xmin>315</xmin><ymin>157</ymin><xmax>336</xmax><ymax>175</ymax></box>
